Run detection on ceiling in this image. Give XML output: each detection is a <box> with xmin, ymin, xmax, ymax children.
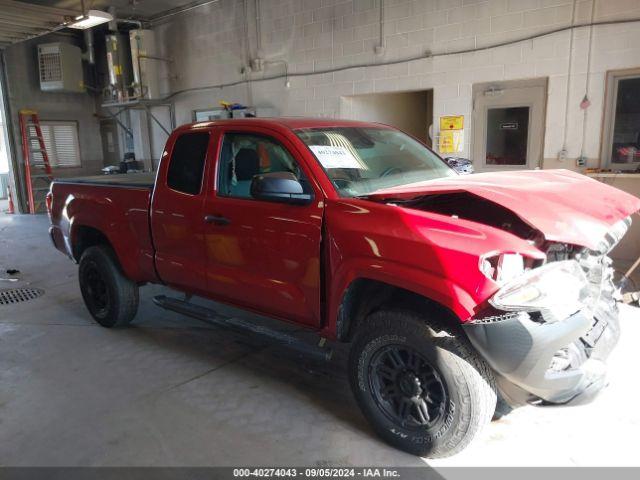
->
<box><xmin>0</xmin><ymin>0</ymin><xmax>213</xmax><ymax>47</ymax></box>
<box><xmin>0</xmin><ymin>0</ymin><xmax>79</xmax><ymax>48</ymax></box>
<box><xmin>22</xmin><ymin>0</ymin><xmax>193</xmax><ymax>19</ymax></box>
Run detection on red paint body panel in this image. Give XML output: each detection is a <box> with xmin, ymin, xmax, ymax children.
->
<box><xmin>201</xmin><ymin>125</ymin><xmax>325</xmax><ymax>326</ymax></box>
<box><xmin>48</xmin><ymin>182</ymin><xmax>157</xmax><ymax>283</ymax></box>
<box><xmin>322</xmin><ymin>198</ymin><xmax>546</xmax><ymax>332</ymax></box>
<box><xmin>366</xmin><ymin>169</ymin><xmax>640</xmax><ymax>251</ymax></box>
<box><xmin>150</xmin><ymin>130</ymin><xmax>211</xmax><ymax>297</ymax></box>
<box><xmin>48</xmin><ymin>118</ymin><xmax>640</xmax><ymax>340</ymax></box>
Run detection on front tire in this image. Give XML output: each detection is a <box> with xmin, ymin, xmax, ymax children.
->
<box><xmin>349</xmin><ymin>310</ymin><xmax>496</xmax><ymax>458</ymax></box>
<box><xmin>79</xmin><ymin>245</ymin><xmax>139</xmax><ymax>328</ymax></box>
<box><xmin>492</xmin><ymin>395</ymin><xmax>514</xmax><ymax>421</ymax></box>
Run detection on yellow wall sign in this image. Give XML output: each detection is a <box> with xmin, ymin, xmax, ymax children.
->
<box><xmin>440</xmin><ymin>115</ymin><xmax>464</xmax><ymax>131</ymax></box>
<box><xmin>439</xmin><ymin>130</ymin><xmax>464</xmax><ymax>154</ymax></box>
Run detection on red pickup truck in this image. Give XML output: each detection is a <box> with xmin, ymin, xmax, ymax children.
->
<box><xmin>48</xmin><ymin>118</ymin><xmax>639</xmax><ymax>458</ymax></box>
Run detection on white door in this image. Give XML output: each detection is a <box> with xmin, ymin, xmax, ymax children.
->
<box><xmin>473</xmin><ymin>81</ymin><xmax>546</xmax><ymax>172</ymax></box>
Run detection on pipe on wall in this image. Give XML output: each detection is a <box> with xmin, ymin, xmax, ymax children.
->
<box><xmin>147</xmin><ymin>0</ymin><xmax>220</xmax><ymax>25</ymax></box>
<box><xmin>83</xmin><ymin>29</ymin><xmax>95</xmax><ymax>65</ymax></box>
<box><xmin>156</xmin><ymin>17</ymin><xmax>640</xmax><ymax>102</ymax></box>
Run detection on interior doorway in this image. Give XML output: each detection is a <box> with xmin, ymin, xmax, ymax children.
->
<box><xmin>472</xmin><ymin>79</ymin><xmax>546</xmax><ymax>172</ymax></box>
<box><xmin>340</xmin><ymin>90</ymin><xmax>434</xmax><ymax>147</ymax></box>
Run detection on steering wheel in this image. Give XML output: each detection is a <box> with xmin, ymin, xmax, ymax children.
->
<box><xmin>333</xmin><ymin>178</ymin><xmax>352</xmax><ymax>189</ymax></box>
<box><xmin>380</xmin><ymin>167</ymin><xmax>402</xmax><ymax>178</ymax></box>
<box><xmin>333</xmin><ymin>178</ymin><xmax>359</xmax><ymax>196</ymax></box>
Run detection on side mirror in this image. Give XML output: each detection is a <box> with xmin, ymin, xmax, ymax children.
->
<box><xmin>250</xmin><ymin>172</ymin><xmax>312</xmax><ymax>205</ymax></box>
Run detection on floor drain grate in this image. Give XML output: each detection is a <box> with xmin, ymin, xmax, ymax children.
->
<box><xmin>0</xmin><ymin>287</ymin><xmax>45</xmax><ymax>305</ymax></box>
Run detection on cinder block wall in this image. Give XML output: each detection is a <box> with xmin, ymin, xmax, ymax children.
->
<box><xmin>2</xmin><ymin>34</ymin><xmax>104</xmax><ymax>211</ymax></box>
<box><xmin>153</xmin><ymin>0</ymin><xmax>640</xmax><ymax>171</ymax></box>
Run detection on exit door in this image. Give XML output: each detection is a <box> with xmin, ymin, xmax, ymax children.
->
<box><xmin>100</xmin><ymin>119</ymin><xmax>121</xmax><ymax>167</ymax></box>
<box><xmin>472</xmin><ymin>80</ymin><xmax>546</xmax><ymax>172</ymax></box>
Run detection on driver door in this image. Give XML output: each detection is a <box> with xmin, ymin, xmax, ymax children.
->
<box><xmin>203</xmin><ymin>127</ymin><xmax>325</xmax><ymax>326</ymax></box>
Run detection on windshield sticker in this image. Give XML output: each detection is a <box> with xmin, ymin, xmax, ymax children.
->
<box><xmin>309</xmin><ymin>145</ymin><xmax>365</xmax><ymax>169</ymax></box>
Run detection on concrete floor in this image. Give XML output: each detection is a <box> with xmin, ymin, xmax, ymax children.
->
<box><xmin>1</xmin><ymin>211</ymin><xmax>639</xmax><ymax>468</ymax></box>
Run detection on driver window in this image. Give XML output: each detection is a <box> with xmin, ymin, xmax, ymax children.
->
<box><xmin>217</xmin><ymin>133</ymin><xmax>311</xmax><ymax>199</ymax></box>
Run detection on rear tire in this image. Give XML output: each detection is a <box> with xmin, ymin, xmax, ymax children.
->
<box><xmin>79</xmin><ymin>245</ymin><xmax>139</xmax><ymax>328</ymax></box>
<box><xmin>349</xmin><ymin>310</ymin><xmax>496</xmax><ymax>458</ymax></box>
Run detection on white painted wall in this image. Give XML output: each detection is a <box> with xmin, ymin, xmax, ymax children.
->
<box><xmin>3</xmin><ymin>33</ymin><xmax>105</xmax><ymax>211</ymax></box>
<box><xmin>151</xmin><ymin>0</ymin><xmax>640</xmax><ymax>172</ymax></box>
<box><xmin>3</xmin><ymin>35</ymin><xmax>104</xmax><ymax>178</ymax></box>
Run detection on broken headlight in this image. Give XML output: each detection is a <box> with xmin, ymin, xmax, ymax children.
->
<box><xmin>489</xmin><ymin>260</ymin><xmax>590</xmax><ymax>320</ymax></box>
<box><xmin>594</xmin><ymin>217</ymin><xmax>632</xmax><ymax>254</ymax></box>
<box><xmin>480</xmin><ymin>253</ymin><xmax>525</xmax><ymax>285</ymax></box>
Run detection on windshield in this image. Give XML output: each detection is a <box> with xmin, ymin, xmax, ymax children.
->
<box><xmin>296</xmin><ymin>127</ymin><xmax>457</xmax><ymax>197</ymax></box>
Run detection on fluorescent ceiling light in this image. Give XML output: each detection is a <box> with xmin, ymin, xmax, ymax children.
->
<box><xmin>67</xmin><ymin>10</ymin><xmax>113</xmax><ymax>29</ymax></box>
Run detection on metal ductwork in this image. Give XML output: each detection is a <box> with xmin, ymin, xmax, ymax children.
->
<box><xmin>83</xmin><ymin>28</ymin><xmax>94</xmax><ymax>65</ymax></box>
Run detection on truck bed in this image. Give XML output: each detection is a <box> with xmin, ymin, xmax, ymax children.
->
<box><xmin>49</xmin><ymin>173</ymin><xmax>158</xmax><ymax>283</ymax></box>
<box><xmin>54</xmin><ymin>172</ymin><xmax>155</xmax><ymax>188</ymax></box>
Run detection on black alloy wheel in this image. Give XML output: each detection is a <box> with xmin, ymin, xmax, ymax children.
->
<box><xmin>349</xmin><ymin>310</ymin><xmax>497</xmax><ymax>457</ymax></box>
<box><xmin>81</xmin><ymin>261</ymin><xmax>111</xmax><ymax>318</ymax></box>
<box><xmin>369</xmin><ymin>344</ymin><xmax>447</xmax><ymax>429</ymax></box>
<box><xmin>78</xmin><ymin>245</ymin><xmax>139</xmax><ymax>328</ymax></box>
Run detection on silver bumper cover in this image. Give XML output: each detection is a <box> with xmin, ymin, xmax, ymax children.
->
<box><xmin>463</xmin><ymin>305</ymin><xmax>619</xmax><ymax>405</ymax></box>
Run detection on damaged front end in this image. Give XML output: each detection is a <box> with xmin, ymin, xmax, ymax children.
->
<box><xmin>364</xmin><ymin>170</ymin><xmax>640</xmax><ymax>407</ymax></box>
<box><xmin>463</xmin><ymin>216</ymin><xmax>632</xmax><ymax>407</ymax></box>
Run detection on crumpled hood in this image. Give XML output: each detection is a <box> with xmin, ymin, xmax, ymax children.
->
<box><xmin>365</xmin><ymin>169</ymin><xmax>640</xmax><ymax>251</ymax></box>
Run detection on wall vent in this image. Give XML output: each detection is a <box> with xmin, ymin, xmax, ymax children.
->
<box><xmin>37</xmin><ymin>43</ymin><xmax>84</xmax><ymax>93</ymax></box>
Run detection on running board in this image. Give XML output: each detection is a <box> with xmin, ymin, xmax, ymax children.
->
<box><xmin>152</xmin><ymin>295</ymin><xmax>332</xmax><ymax>361</ymax></box>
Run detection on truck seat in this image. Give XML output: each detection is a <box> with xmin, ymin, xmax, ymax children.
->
<box><xmin>231</xmin><ymin>148</ymin><xmax>260</xmax><ymax>198</ymax></box>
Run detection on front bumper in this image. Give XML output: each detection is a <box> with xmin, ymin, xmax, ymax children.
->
<box><xmin>463</xmin><ymin>303</ymin><xmax>620</xmax><ymax>405</ymax></box>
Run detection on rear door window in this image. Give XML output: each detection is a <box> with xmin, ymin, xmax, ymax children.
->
<box><xmin>167</xmin><ymin>132</ymin><xmax>210</xmax><ymax>195</ymax></box>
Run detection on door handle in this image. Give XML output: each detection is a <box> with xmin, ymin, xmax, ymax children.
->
<box><xmin>204</xmin><ymin>214</ymin><xmax>231</xmax><ymax>226</ymax></box>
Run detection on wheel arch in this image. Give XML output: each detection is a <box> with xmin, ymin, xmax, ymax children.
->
<box><xmin>69</xmin><ymin>221</ymin><xmax>141</xmax><ymax>282</ymax></box>
<box><xmin>72</xmin><ymin>225</ymin><xmax>115</xmax><ymax>262</ymax></box>
<box><xmin>335</xmin><ymin>277</ymin><xmax>464</xmax><ymax>342</ymax></box>
<box><xmin>65</xmin><ymin>208</ymin><xmax>155</xmax><ymax>283</ymax></box>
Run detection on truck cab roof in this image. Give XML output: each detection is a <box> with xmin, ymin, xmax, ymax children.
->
<box><xmin>175</xmin><ymin>117</ymin><xmax>393</xmax><ymax>134</ymax></box>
